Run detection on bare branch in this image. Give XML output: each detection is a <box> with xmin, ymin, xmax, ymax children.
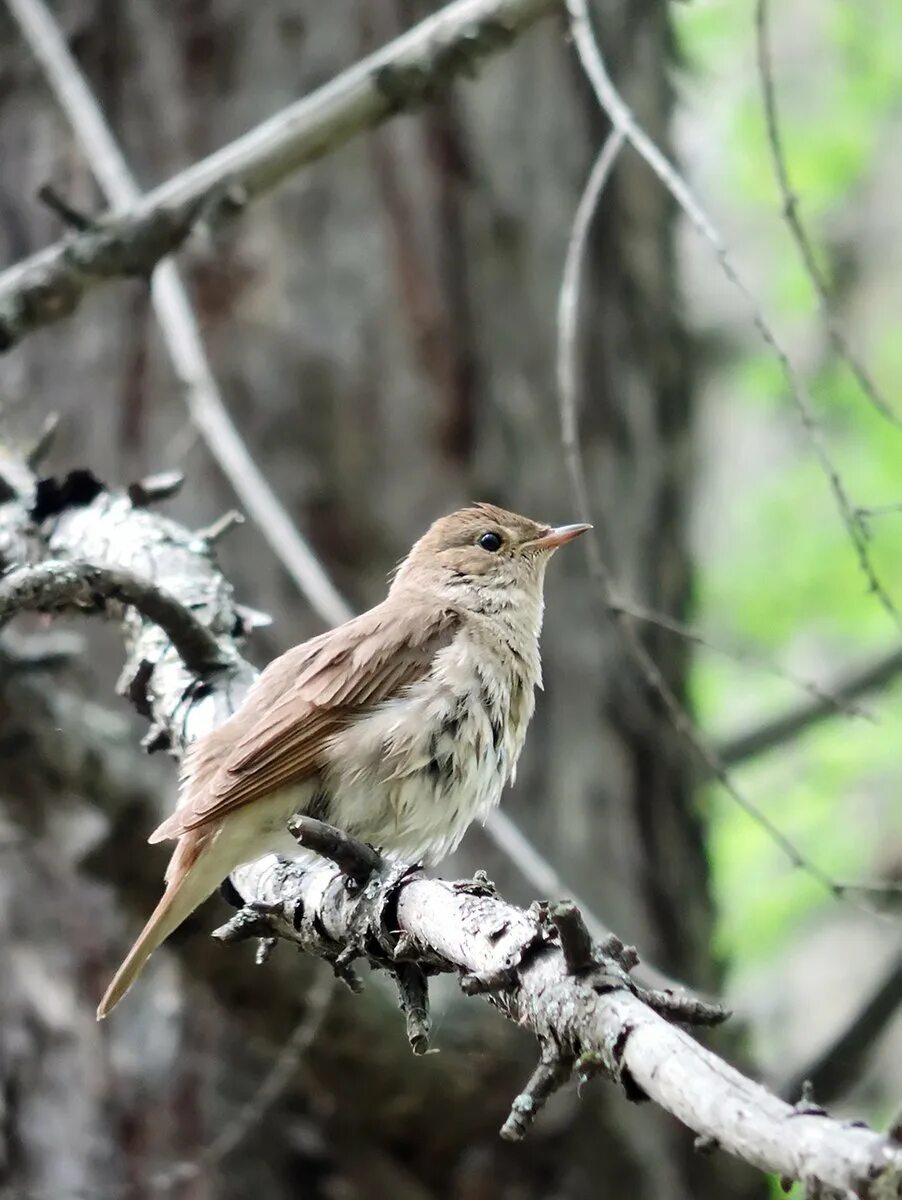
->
<box><xmin>289</xmin><ymin>814</ymin><xmax>383</xmax><ymax>887</ymax></box>
<box><xmin>500</xmin><ymin>1042</ymin><xmax>573</xmax><ymax>1141</ymax></box>
<box><xmin>564</xmin><ymin>0</ymin><xmax>902</xmax><ymax>637</ymax></box>
<box><xmin>24</xmin><ymin>412</ymin><xmax>59</xmax><ymax>469</ymax></box>
<box><xmin>779</xmin><ymin>953</ymin><xmax>902</xmax><ymax>1105</ymax></box>
<box><xmin>607</xmin><ymin>595</ymin><xmax>875</xmax><ymax>723</ymax></box>
<box><xmin>558</xmin><ymin>128</ymin><xmax>624</xmax><ymax>533</ymax></box>
<box><xmin>718</xmin><ymin>646</ymin><xmax>902</xmax><ymax>767</ymax></box>
<box><xmin>857</xmin><ymin>504</ymin><xmax>902</xmax><ymax>523</ymax></box>
<box><xmin>0</xmin><ymin>559</ymin><xmax>226</xmax><ymax>675</ymax></box>
<box><xmin>149</xmin><ymin>971</ymin><xmax>336</xmax><ymax>1193</ymax></box>
<box><xmin>754</xmin><ymin>0</ymin><xmax>899</xmax><ymax>427</ymax></box>
<box><xmin>221</xmin><ymin>853</ymin><xmax>902</xmax><ymax>1196</ymax></box>
<box><xmin>0</xmin><ymin>0</ymin><xmax>561</xmax><ymax>349</ymax></box>
<box><xmin>566</xmin><ymin>171</ymin><xmax>876</xmax><ymax>727</ymax></box>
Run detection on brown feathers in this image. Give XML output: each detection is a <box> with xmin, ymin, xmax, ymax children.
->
<box><xmin>151</xmin><ymin>602</ymin><xmax>460</xmax><ymax>841</ymax></box>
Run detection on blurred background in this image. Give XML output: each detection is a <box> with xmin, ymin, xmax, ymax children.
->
<box><xmin>0</xmin><ymin>0</ymin><xmax>900</xmax><ymax>1197</ymax></box>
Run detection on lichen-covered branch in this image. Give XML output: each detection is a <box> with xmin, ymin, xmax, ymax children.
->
<box><xmin>222</xmin><ymin>846</ymin><xmax>902</xmax><ymax>1196</ymax></box>
<box><xmin>1</xmin><ymin>452</ymin><xmax>900</xmax><ymax>1196</ymax></box>
<box><xmin>0</xmin><ymin>0</ymin><xmax>560</xmax><ymax>350</ymax></box>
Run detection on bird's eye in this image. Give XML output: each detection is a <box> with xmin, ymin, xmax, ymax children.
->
<box><xmin>478</xmin><ymin>531</ymin><xmax>503</xmax><ymax>552</ymax></box>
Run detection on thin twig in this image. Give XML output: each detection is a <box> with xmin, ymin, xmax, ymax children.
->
<box><xmin>718</xmin><ymin>645</ymin><xmax>902</xmax><ymax>767</ymax></box>
<box><xmin>554</xmin><ymin>93</ymin><xmax>866</xmax><ymax>909</ymax></box>
<box><xmin>558</xmin><ymin>128</ymin><xmax>624</xmax><ymax>529</ymax></box>
<box><xmin>567</xmin><ymin>168</ymin><xmax>877</xmax><ymax>729</ymax></box>
<box><xmin>778</xmin><ymin>953</ymin><xmax>902</xmax><ymax>1104</ymax></box>
<box><xmin>565</xmin><ymin>0</ymin><xmax>902</xmax><ymax>638</ymax></box>
<box><xmin>150</xmin><ymin>970</ymin><xmax>335</xmax><ymax>1193</ymax></box>
<box><xmin>857</xmin><ymin>503</ymin><xmax>902</xmax><ymax>522</ymax></box>
<box><xmin>4</xmin><ymin>0</ymin><xmax>353</xmax><ymax>629</ymax></box>
<box><xmin>607</xmin><ymin>595</ymin><xmax>874</xmax><ymax>723</ymax></box>
<box><xmin>754</xmin><ymin>0</ymin><xmax>899</xmax><ymax>427</ymax></box>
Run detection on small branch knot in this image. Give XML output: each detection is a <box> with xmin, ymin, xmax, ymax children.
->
<box><xmin>550</xmin><ymin>901</ymin><xmax>596</xmax><ymax>974</ymax></box>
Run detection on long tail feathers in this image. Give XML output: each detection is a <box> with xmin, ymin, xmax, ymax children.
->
<box><xmin>96</xmin><ymin>837</ymin><xmax>216</xmax><ymax>1019</ymax></box>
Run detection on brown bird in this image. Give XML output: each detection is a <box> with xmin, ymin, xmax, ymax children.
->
<box><xmin>97</xmin><ymin>504</ymin><xmax>589</xmax><ymax>1017</ymax></box>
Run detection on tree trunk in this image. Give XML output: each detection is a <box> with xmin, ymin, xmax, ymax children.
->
<box><xmin>0</xmin><ymin>2</ymin><xmax>761</xmax><ymax>1197</ymax></box>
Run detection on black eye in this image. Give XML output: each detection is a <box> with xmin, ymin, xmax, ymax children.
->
<box><xmin>478</xmin><ymin>531</ymin><xmax>503</xmax><ymax>552</ymax></box>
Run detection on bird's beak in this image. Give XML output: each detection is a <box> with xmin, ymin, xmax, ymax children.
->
<box><xmin>528</xmin><ymin>523</ymin><xmax>592</xmax><ymax>551</ymax></box>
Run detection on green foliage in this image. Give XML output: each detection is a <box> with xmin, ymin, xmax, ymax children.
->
<box><xmin>674</xmin><ymin>0</ymin><xmax>902</xmax><ymax>976</ymax></box>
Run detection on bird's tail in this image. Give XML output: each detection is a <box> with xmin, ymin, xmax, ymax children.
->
<box><xmin>96</xmin><ymin>831</ymin><xmax>218</xmax><ymax>1019</ymax></box>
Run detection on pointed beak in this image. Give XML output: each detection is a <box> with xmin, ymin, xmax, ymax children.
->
<box><xmin>529</xmin><ymin>522</ymin><xmax>592</xmax><ymax>551</ymax></box>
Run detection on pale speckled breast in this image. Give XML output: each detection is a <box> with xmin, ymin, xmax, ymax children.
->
<box><xmin>320</xmin><ymin>626</ymin><xmax>540</xmax><ymax>864</ymax></box>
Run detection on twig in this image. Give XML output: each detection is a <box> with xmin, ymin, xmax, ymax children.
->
<box><xmin>607</xmin><ymin>595</ymin><xmax>874</xmax><ymax>723</ymax></box>
<box><xmin>567</xmin><ymin>197</ymin><xmax>878</xmax><ymax>732</ymax></box>
<box><xmin>0</xmin><ymin>0</ymin><xmax>561</xmax><ymax>349</ymax></box>
<box><xmin>150</xmin><ymin>970</ymin><xmax>336</xmax><ymax>1193</ymax></box>
<box><xmin>565</xmin><ymin>0</ymin><xmax>902</xmax><ymax>638</ymax></box>
<box><xmin>0</xmin><ymin>559</ymin><xmax>225</xmax><ymax>674</ymax></box>
<box><xmin>856</xmin><ymin>503</ymin><xmax>902</xmax><ymax>523</ymax></box>
<box><xmin>754</xmin><ymin>0</ymin><xmax>899</xmax><ymax>427</ymax></box>
<box><xmin>779</xmin><ymin>953</ymin><xmax>902</xmax><ymax>1105</ymax></box>
<box><xmin>557</xmin><ymin>128</ymin><xmax>624</xmax><ymax>531</ymax></box>
<box><xmin>196</xmin><ymin>509</ymin><xmax>244</xmax><ymax>546</ymax></box>
<box><xmin>500</xmin><ymin>1041</ymin><xmax>573</xmax><ymax>1141</ymax></box>
<box><xmin>126</xmin><ymin>470</ymin><xmax>185</xmax><ymax>508</ymax></box>
<box><xmin>550</xmin><ymin>900</ymin><xmax>596</xmax><ymax>975</ymax></box>
<box><xmin>391</xmin><ymin>961</ymin><xmax>432</xmax><ymax>1055</ymax></box>
<box><xmin>718</xmin><ymin>645</ymin><xmax>902</xmax><ymax>767</ymax></box>
<box><xmin>24</xmin><ymin>412</ymin><xmax>59</xmax><ymax>469</ymax></box>
<box><xmin>36</xmin><ymin>182</ymin><xmax>94</xmax><ymax>231</ymax></box>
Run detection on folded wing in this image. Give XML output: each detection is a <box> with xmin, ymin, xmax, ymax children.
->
<box><xmin>150</xmin><ymin>601</ymin><xmax>460</xmax><ymax>841</ymax></box>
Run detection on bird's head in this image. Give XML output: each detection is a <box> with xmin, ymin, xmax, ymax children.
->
<box><xmin>390</xmin><ymin>503</ymin><xmax>590</xmax><ymax>617</ymax></box>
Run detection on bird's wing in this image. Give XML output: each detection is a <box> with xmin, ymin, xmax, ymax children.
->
<box><xmin>152</xmin><ymin>602</ymin><xmax>460</xmax><ymax>840</ymax></box>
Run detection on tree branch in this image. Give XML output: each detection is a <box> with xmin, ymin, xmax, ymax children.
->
<box><xmin>220</xmin><ymin>847</ymin><xmax>902</xmax><ymax>1196</ymax></box>
<box><xmin>0</xmin><ymin>559</ymin><xmax>226</xmax><ymax>675</ymax></box>
<box><xmin>0</xmin><ymin>0</ymin><xmax>560</xmax><ymax>349</ymax></box>
<box><xmin>779</xmin><ymin>953</ymin><xmax>902</xmax><ymax>1105</ymax></box>
<box><xmin>717</xmin><ymin>647</ymin><xmax>902</xmax><ymax>767</ymax></box>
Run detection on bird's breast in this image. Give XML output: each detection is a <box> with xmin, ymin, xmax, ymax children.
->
<box><xmin>322</xmin><ymin>632</ymin><xmax>539</xmax><ymax>864</ymax></box>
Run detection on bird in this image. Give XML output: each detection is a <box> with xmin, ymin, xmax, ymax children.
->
<box><xmin>96</xmin><ymin>503</ymin><xmax>590</xmax><ymax>1018</ymax></box>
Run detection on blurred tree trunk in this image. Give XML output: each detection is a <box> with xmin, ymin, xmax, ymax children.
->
<box><xmin>0</xmin><ymin>2</ymin><xmax>761</xmax><ymax>1198</ymax></box>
